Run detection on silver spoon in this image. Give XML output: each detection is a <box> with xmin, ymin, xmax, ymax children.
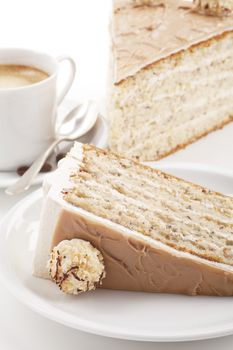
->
<box><xmin>6</xmin><ymin>103</ymin><xmax>99</xmax><ymax>195</ymax></box>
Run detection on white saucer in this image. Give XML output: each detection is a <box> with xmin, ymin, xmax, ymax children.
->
<box><xmin>0</xmin><ymin>164</ymin><xmax>233</xmax><ymax>342</ymax></box>
<box><xmin>0</xmin><ymin>111</ymin><xmax>108</xmax><ymax>189</ymax></box>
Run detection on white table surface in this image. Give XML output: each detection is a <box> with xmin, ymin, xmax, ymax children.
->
<box><xmin>0</xmin><ymin>0</ymin><xmax>233</xmax><ymax>348</ymax></box>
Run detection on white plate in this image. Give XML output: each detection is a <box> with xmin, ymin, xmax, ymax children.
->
<box><xmin>0</xmin><ymin>112</ymin><xmax>108</xmax><ymax>189</ymax></box>
<box><xmin>0</xmin><ymin>165</ymin><xmax>233</xmax><ymax>342</ymax></box>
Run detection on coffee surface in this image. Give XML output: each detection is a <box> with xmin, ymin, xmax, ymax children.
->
<box><xmin>0</xmin><ymin>64</ymin><xmax>49</xmax><ymax>88</ymax></box>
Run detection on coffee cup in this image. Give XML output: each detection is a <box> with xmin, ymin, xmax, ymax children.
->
<box><xmin>0</xmin><ymin>48</ymin><xmax>76</xmax><ymax>171</ymax></box>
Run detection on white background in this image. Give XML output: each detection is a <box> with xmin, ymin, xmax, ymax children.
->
<box><xmin>0</xmin><ymin>0</ymin><xmax>111</xmax><ymax>101</ymax></box>
<box><xmin>0</xmin><ymin>1</ymin><xmax>233</xmax><ymax>349</ymax></box>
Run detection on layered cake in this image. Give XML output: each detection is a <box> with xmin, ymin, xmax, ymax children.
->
<box><xmin>108</xmin><ymin>0</ymin><xmax>233</xmax><ymax>160</ymax></box>
<box><xmin>34</xmin><ymin>142</ymin><xmax>233</xmax><ymax>296</ymax></box>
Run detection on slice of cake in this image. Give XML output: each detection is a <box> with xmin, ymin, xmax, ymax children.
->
<box><xmin>34</xmin><ymin>142</ymin><xmax>233</xmax><ymax>296</ymax></box>
<box><xmin>108</xmin><ymin>0</ymin><xmax>233</xmax><ymax>161</ymax></box>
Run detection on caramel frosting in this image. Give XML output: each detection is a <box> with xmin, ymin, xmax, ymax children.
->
<box><xmin>133</xmin><ymin>0</ymin><xmax>162</xmax><ymax>5</ymax></box>
<box><xmin>51</xmin><ymin>209</ymin><xmax>233</xmax><ymax>296</ymax></box>
<box><xmin>112</xmin><ymin>0</ymin><xmax>233</xmax><ymax>83</ymax></box>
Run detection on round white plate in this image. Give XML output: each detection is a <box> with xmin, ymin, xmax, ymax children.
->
<box><xmin>0</xmin><ymin>165</ymin><xmax>233</xmax><ymax>342</ymax></box>
<box><xmin>0</xmin><ymin>113</ymin><xmax>108</xmax><ymax>189</ymax></box>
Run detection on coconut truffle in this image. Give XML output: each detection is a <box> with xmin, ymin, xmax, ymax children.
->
<box><xmin>48</xmin><ymin>239</ymin><xmax>106</xmax><ymax>295</ymax></box>
<box><xmin>193</xmin><ymin>0</ymin><xmax>233</xmax><ymax>16</ymax></box>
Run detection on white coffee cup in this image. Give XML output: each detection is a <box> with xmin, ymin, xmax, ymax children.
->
<box><xmin>0</xmin><ymin>48</ymin><xmax>76</xmax><ymax>171</ymax></box>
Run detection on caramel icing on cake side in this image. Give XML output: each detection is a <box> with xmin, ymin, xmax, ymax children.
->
<box><xmin>112</xmin><ymin>0</ymin><xmax>233</xmax><ymax>83</ymax></box>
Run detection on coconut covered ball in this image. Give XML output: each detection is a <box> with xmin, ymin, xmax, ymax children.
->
<box><xmin>48</xmin><ymin>239</ymin><xmax>106</xmax><ymax>295</ymax></box>
<box><xmin>193</xmin><ymin>0</ymin><xmax>233</xmax><ymax>16</ymax></box>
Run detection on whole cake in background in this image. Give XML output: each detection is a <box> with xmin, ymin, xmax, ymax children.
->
<box><xmin>34</xmin><ymin>142</ymin><xmax>233</xmax><ymax>296</ymax></box>
<box><xmin>108</xmin><ymin>0</ymin><xmax>233</xmax><ymax>161</ymax></box>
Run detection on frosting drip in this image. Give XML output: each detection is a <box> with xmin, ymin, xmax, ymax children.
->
<box><xmin>112</xmin><ymin>0</ymin><xmax>233</xmax><ymax>83</ymax></box>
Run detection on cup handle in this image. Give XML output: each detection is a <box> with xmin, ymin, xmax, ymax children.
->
<box><xmin>56</xmin><ymin>55</ymin><xmax>76</xmax><ymax>106</ymax></box>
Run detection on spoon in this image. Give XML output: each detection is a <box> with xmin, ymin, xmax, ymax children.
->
<box><xmin>55</xmin><ymin>100</ymin><xmax>89</xmax><ymax>134</ymax></box>
<box><xmin>6</xmin><ymin>103</ymin><xmax>99</xmax><ymax>195</ymax></box>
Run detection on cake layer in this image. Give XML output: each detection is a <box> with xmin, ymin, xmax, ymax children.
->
<box><xmin>34</xmin><ymin>143</ymin><xmax>233</xmax><ymax>296</ymax></box>
<box><xmin>65</xmin><ymin>144</ymin><xmax>233</xmax><ymax>266</ymax></box>
<box><xmin>109</xmin><ymin>30</ymin><xmax>233</xmax><ymax>160</ymax></box>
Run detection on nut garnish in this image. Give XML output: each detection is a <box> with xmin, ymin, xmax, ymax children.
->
<box><xmin>193</xmin><ymin>0</ymin><xmax>233</xmax><ymax>16</ymax></box>
<box><xmin>48</xmin><ymin>239</ymin><xmax>106</xmax><ymax>295</ymax></box>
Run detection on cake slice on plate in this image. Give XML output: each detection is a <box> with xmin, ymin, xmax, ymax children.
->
<box><xmin>34</xmin><ymin>142</ymin><xmax>233</xmax><ymax>296</ymax></box>
<box><xmin>108</xmin><ymin>0</ymin><xmax>233</xmax><ymax>160</ymax></box>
